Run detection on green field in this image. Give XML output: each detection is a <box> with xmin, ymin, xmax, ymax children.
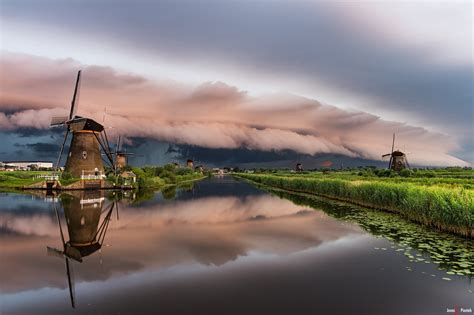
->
<box><xmin>235</xmin><ymin>168</ymin><xmax>474</xmax><ymax>237</ymax></box>
<box><xmin>0</xmin><ymin>171</ymin><xmax>53</xmax><ymax>189</ymax></box>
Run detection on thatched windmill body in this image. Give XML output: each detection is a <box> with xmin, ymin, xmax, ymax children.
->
<box><xmin>51</xmin><ymin>71</ymin><xmax>115</xmax><ymax>177</ymax></box>
<box><xmin>382</xmin><ymin>133</ymin><xmax>410</xmax><ymax>172</ymax></box>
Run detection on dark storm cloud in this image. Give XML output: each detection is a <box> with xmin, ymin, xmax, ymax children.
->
<box><xmin>2</xmin><ymin>0</ymin><xmax>472</xmax><ymax>132</ymax></box>
<box><xmin>24</xmin><ymin>142</ymin><xmax>58</xmax><ymax>154</ymax></box>
<box><xmin>0</xmin><ymin>130</ymin><xmax>65</xmax><ymax>162</ymax></box>
<box><xmin>169</xmin><ymin>144</ymin><xmax>387</xmax><ymax>169</ymax></box>
<box><xmin>169</xmin><ymin>145</ymin><xmax>301</xmax><ymax>165</ymax></box>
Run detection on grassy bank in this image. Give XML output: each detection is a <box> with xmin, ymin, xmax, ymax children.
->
<box><xmin>235</xmin><ymin>173</ymin><xmax>474</xmax><ymax>237</ymax></box>
<box><xmin>0</xmin><ymin>171</ymin><xmax>53</xmax><ymax>189</ymax></box>
<box><xmin>266</xmin><ymin>187</ymin><xmax>474</xmax><ymax>277</ymax></box>
<box><xmin>0</xmin><ymin>164</ymin><xmax>207</xmax><ymax>191</ymax></box>
<box><xmin>131</xmin><ymin>165</ymin><xmax>208</xmax><ymax>190</ymax></box>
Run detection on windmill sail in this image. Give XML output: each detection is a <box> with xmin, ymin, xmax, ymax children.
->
<box><xmin>69</xmin><ymin>70</ymin><xmax>81</xmax><ymax>120</ymax></box>
<box><xmin>48</xmin><ymin>201</ymin><xmax>76</xmax><ymax>308</ymax></box>
<box><xmin>51</xmin><ymin>116</ymin><xmax>70</xmax><ymax>127</ymax></box>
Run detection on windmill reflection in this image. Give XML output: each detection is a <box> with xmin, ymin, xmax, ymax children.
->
<box><xmin>47</xmin><ymin>191</ymin><xmax>118</xmax><ymax>308</ymax></box>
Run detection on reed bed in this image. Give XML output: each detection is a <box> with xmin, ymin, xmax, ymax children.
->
<box><xmin>237</xmin><ymin>174</ymin><xmax>474</xmax><ymax>237</ymax></box>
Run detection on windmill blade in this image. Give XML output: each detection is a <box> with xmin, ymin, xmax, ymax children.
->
<box><xmin>51</xmin><ymin>116</ymin><xmax>69</xmax><ymax>127</ymax></box>
<box><xmin>115</xmin><ymin>135</ymin><xmax>120</xmax><ymax>157</ymax></box>
<box><xmin>116</xmin><ymin>201</ymin><xmax>120</xmax><ymax>221</ymax></box>
<box><xmin>382</xmin><ymin>153</ymin><xmax>391</xmax><ymax>158</ymax></box>
<box><xmin>65</xmin><ymin>257</ymin><xmax>76</xmax><ymax>308</ymax></box>
<box><xmin>388</xmin><ymin>156</ymin><xmax>393</xmax><ymax>169</ymax></box>
<box><xmin>47</xmin><ymin>246</ymin><xmax>65</xmax><ymax>259</ymax></box>
<box><xmin>391</xmin><ymin>133</ymin><xmax>395</xmax><ymax>155</ymax></box>
<box><xmin>69</xmin><ymin>70</ymin><xmax>82</xmax><ymax>120</ymax></box>
<box><xmin>55</xmin><ymin>128</ymin><xmax>70</xmax><ymax>172</ymax></box>
<box><xmin>118</xmin><ymin>135</ymin><xmax>122</xmax><ymax>152</ymax></box>
<box><xmin>53</xmin><ymin>202</ymin><xmax>66</xmax><ymax>246</ymax></box>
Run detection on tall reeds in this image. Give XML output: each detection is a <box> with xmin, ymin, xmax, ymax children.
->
<box><xmin>237</xmin><ymin>174</ymin><xmax>474</xmax><ymax>237</ymax></box>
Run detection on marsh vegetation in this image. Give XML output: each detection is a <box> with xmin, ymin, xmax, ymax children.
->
<box><xmin>235</xmin><ymin>168</ymin><xmax>474</xmax><ymax>237</ymax></box>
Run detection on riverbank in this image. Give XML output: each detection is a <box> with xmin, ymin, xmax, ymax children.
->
<box><xmin>235</xmin><ymin>173</ymin><xmax>474</xmax><ymax>238</ymax></box>
<box><xmin>0</xmin><ymin>169</ymin><xmax>207</xmax><ymax>191</ymax></box>
<box><xmin>0</xmin><ymin>171</ymin><xmax>52</xmax><ymax>190</ymax></box>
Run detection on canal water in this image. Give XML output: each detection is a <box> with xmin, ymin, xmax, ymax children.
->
<box><xmin>0</xmin><ymin>176</ymin><xmax>472</xmax><ymax>314</ymax></box>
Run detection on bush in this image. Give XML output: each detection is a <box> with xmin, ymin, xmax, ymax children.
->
<box><xmin>164</xmin><ymin>163</ymin><xmax>176</xmax><ymax>172</ymax></box>
<box><xmin>400</xmin><ymin>169</ymin><xmax>413</xmax><ymax>177</ymax></box>
<box><xmin>176</xmin><ymin>167</ymin><xmax>193</xmax><ymax>176</ymax></box>
<box><xmin>160</xmin><ymin>170</ymin><xmax>176</xmax><ymax>184</ymax></box>
<box><xmin>61</xmin><ymin>171</ymin><xmax>73</xmax><ymax>180</ymax></box>
<box><xmin>154</xmin><ymin>167</ymin><xmax>164</xmax><ymax>176</ymax></box>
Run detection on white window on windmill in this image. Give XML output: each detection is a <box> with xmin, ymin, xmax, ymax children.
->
<box><xmin>82</xmin><ymin>151</ymin><xmax>87</xmax><ymax>159</ymax></box>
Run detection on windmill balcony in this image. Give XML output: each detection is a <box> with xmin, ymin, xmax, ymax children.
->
<box><xmin>80</xmin><ymin>170</ymin><xmax>106</xmax><ymax>180</ymax></box>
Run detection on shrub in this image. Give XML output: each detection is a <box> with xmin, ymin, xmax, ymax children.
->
<box><xmin>400</xmin><ymin>169</ymin><xmax>413</xmax><ymax>177</ymax></box>
<box><xmin>61</xmin><ymin>171</ymin><xmax>73</xmax><ymax>180</ymax></box>
<box><xmin>176</xmin><ymin>167</ymin><xmax>193</xmax><ymax>176</ymax></box>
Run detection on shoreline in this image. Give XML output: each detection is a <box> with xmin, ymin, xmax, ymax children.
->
<box><xmin>234</xmin><ymin>174</ymin><xmax>473</xmax><ymax>238</ymax></box>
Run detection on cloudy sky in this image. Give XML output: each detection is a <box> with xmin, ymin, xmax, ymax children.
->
<box><xmin>0</xmin><ymin>0</ymin><xmax>472</xmax><ymax>167</ymax></box>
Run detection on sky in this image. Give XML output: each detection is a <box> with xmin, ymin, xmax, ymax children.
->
<box><xmin>0</xmin><ymin>0</ymin><xmax>472</xmax><ymax>167</ymax></box>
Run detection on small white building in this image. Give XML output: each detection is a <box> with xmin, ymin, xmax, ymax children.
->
<box><xmin>1</xmin><ymin>161</ymin><xmax>54</xmax><ymax>170</ymax></box>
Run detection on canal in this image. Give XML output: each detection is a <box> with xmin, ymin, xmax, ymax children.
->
<box><xmin>0</xmin><ymin>176</ymin><xmax>472</xmax><ymax>314</ymax></box>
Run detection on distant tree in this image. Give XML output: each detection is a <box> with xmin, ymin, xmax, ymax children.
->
<box><xmin>164</xmin><ymin>163</ymin><xmax>176</xmax><ymax>172</ymax></box>
<box><xmin>176</xmin><ymin>168</ymin><xmax>193</xmax><ymax>176</ymax></box>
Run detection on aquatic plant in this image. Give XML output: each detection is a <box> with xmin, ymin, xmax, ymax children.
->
<box><xmin>236</xmin><ymin>174</ymin><xmax>474</xmax><ymax>237</ymax></box>
<box><xmin>273</xmin><ymin>188</ymin><xmax>474</xmax><ymax>277</ymax></box>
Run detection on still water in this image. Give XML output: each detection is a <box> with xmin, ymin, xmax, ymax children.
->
<box><xmin>0</xmin><ymin>176</ymin><xmax>472</xmax><ymax>314</ymax></box>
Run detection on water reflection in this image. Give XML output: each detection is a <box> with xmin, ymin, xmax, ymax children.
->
<box><xmin>0</xmin><ymin>177</ymin><xmax>472</xmax><ymax>314</ymax></box>
<box><xmin>46</xmin><ymin>191</ymin><xmax>117</xmax><ymax>307</ymax></box>
<box><xmin>270</xmin><ymin>188</ymin><xmax>474</xmax><ymax>278</ymax></box>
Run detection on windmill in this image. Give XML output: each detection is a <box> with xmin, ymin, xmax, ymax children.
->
<box><xmin>51</xmin><ymin>70</ymin><xmax>115</xmax><ymax>178</ymax></box>
<box><xmin>382</xmin><ymin>133</ymin><xmax>410</xmax><ymax>172</ymax></box>
<box><xmin>114</xmin><ymin>135</ymin><xmax>134</xmax><ymax>172</ymax></box>
<box><xmin>47</xmin><ymin>191</ymin><xmax>117</xmax><ymax>308</ymax></box>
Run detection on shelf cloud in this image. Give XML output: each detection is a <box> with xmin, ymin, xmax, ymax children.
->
<box><xmin>0</xmin><ymin>53</ymin><xmax>467</xmax><ymax>166</ymax></box>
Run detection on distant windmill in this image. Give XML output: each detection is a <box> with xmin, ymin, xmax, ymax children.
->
<box><xmin>114</xmin><ymin>135</ymin><xmax>134</xmax><ymax>172</ymax></box>
<box><xmin>382</xmin><ymin>133</ymin><xmax>410</xmax><ymax>171</ymax></box>
<box><xmin>47</xmin><ymin>192</ymin><xmax>117</xmax><ymax>308</ymax></box>
<box><xmin>51</xmin><ymin>71</ymin><xmax>115</xmax><ymax>177</ymax></box>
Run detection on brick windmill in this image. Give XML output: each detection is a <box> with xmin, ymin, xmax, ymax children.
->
<box><xmin>51</xmin><ymin>71</ymin><xmax>115</xmax><ymax>177</ymax></box>
<box><xmin>382</xmin><ymin>133</ymin><xmax>410</xmax><ymax>172</ymax></box>
<box><xmin>114</xmin><ymin>135</ymin><xmax>134</xmax><ymax>171</ymax></box>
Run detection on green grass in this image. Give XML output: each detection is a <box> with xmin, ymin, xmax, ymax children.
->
<box><xmin>0</xmin><ymin>165</ymin><xmax>208</xmax><ymax>190</ymax></box>
<box><xmin>132</xmin><ymin>165</ymin><xmax>207</xmax><ymax>190</ymax></box>
<box><xmin>236</xmin><ymin>172</ymin><xmax>474</xmax><ymax>237</ymax></box>
<box><xmin>0</xmin><ymin>171</ymin><xmax>51</xmax><ymax>189</ymax></box>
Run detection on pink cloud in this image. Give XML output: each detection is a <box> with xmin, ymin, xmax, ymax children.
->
<box><xmin>0</xmin><ymin>52</ymin><xmax>468</xmax><ymax>166</ymax></box>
